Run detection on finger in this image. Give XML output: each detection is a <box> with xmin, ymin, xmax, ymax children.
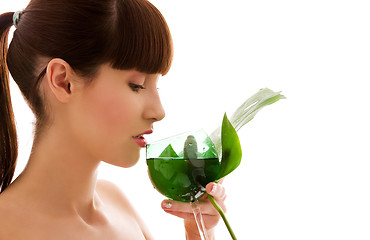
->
<box><xmin>161</xmin><ymin>200</ymin><xmax>194</xmax><ymax>215</ymax></box>
<box><xmin>162</xmin><ymin>209</ymin><xmax>195</xmax><ymax>220</ymax></box>
<box><xmin>162</xmin><ymin>199</ymin><xmax>224</xmax><ymax>216</ymax></box>
<box><xmin>163</xmin><ymin>203</ymin><xmax>221</xmax><ymax>231</ymax></box>
<box><xmin>205</xmin><ymin>183</ymin><xmax>227</xmax><ymax>213</ymax></box>
<box><xmin>162</xmin><ymin>199</ymin><xmax>224</xmax><ymax>231</ymax></box>
<box><xmin>206</xmin><ymin>182</ymin><xmax>227</xmax><ymax>202</ymax></box>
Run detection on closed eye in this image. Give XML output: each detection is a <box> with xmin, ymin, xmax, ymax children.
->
<box><xmin>129</xmin><ymin>83</ymin><xmax>146</xmax><ymax>93</ymax></box>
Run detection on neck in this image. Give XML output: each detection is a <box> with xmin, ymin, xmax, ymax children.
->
<box><xmin>14</xmin><ymin>124</ymin><xmax>102</xmax><ymax>218</ymax></box>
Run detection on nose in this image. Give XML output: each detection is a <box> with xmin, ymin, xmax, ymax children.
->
<box><xmin>144</xmin><ymin>90</ymin><xmax>165</xmax><ymax>122</ymax></box>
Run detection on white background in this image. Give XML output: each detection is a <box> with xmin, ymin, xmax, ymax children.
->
<box><xmin>2</xmin><ymin>0</ymin><xmax>370</xmax><ymax>239</ymax></box>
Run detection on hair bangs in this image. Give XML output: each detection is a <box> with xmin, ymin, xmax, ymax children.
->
<box><xmin>106</xmin><ymin>0</ymin><xmax>173</xmax><ymax>75</ymax></box>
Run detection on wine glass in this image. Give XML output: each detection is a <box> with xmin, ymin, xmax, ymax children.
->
<box><xmin>146</xmin><ymin>129</ymin><xmax>220</xmax><ymax>240</ymax></box>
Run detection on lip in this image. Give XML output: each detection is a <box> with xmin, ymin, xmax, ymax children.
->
<box><xmin>132</xmin><ymin>129</ymin><xmax>153</xmax><ymax>148</ymax></box>
<box><xmin>138</xmin><ymin>129</ymin><xmax>153</xmax><ymax>135</ymax></box>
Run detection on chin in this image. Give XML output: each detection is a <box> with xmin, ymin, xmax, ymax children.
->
<box><xmin>120</xmin><ymin>159</ymin><xmax>140</xmax><ymax>168</ymax></box>
<box><xmin>105</xmin><ymin>152</ymin><xmax>141</xmax><ymax>168</ymax></box>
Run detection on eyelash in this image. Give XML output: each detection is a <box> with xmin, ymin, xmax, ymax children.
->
<box><xmin>129</xmin><ymin>83</ymin><xmax>146</xmax><ymax>92</ymax></box>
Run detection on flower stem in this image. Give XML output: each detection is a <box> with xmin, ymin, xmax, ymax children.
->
<box><xmin>207</xmin><ymin>194</ymin><xmax>237</xmax><ymax>240</ymax></box>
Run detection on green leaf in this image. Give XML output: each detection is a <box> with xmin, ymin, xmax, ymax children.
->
<box><xmin>159</xmin><ymin>144</ymin><xmax>179</xmax><ymax>158</ymax></box>
<box><xmin>209</xmin><ymin>88</ymin><xmax>285</xmax><ymax>157</ymax></box>
<box><xmin>230</xmin><ymin>88</ymin><xmax>286</xmax><ymax>132</ymax></box>
<box><xmin>216</xmin><ymin>113</ymin><xmax>242</xmax><ymax>181</ymax></box>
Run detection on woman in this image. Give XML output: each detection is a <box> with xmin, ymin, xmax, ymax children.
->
<box><xmin>0</xmin><ymin>0</ymin><xmax>226</xmax><ymax>239</ymax></box>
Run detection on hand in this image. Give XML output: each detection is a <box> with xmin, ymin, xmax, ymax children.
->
<box><xmin>161</xmin><ymin>182</ymin><xmax>227</xmax><ymax>239</ymax></box>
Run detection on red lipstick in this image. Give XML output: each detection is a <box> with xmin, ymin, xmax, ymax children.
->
<box><xmin>133</xmin><ymin>129</ymin><xmax>153</xmax><ymax>148</ymax></box>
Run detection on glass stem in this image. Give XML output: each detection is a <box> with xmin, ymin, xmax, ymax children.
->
<box><xmin>208</xmin><ymin>194</ymin><xmax>237</xmax><ymax>240</ymax></box>
<box><xmin>190</xmin><ymin>199</ymin><xmax>209</xmax><ymax>240</ymax></box>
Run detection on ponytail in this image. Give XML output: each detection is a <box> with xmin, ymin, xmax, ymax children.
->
<box><xmin>0</xmin><ymin>12</ymin><xmax>18</xmax><ymax>193</ymax></box>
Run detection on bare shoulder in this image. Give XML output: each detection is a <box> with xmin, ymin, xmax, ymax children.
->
<box><xmin>96</xmin><ymin>179</ymin><xmax>140</xmax><ymax>217</ymax></box>
<box><xmin>96</xmin><ymin>179</ymin><xmax>154</xmax><ymax>240</ymax></box>
<box><xmin>96</xmin><ymin>179</ymin><xmax>131</xmax><ymax>208</ymax></box>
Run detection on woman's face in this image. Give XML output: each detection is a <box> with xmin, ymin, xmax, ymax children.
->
<box><xmin>69</xmin><ymin>64</ymin><xmax>165</xmax><ymax>168</ymax></box>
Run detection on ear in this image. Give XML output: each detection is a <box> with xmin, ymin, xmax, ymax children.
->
<box><xmin>45</xmin><ymin>58</ymin><xmax>74</xmax><ymax>103</ymax></box>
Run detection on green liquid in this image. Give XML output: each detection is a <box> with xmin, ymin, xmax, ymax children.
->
<box><xmin>147</xmin><ymin>158</ymin><xmax>220</xmax><ymax>202</ymax></box>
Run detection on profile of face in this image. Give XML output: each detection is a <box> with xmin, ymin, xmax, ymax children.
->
<box><xmin>1</xmin><ymin>0</ymin><xmax>173</xmax><ymax>192</ymax></box>
<box><xmin>47</xmin><ymin>63</ymin><xmax>165</xmax><ymax>168</ymax></box>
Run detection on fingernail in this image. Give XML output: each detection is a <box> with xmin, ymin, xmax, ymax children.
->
<box><xmin>163</xmin><ymin>201</ymin><xmax>172</xmax><ymax>209</ymax></box>
<box><xmin>210</xmin><ymin>184</ymin><xmax>217</xmax><ymax>195</ymax></box>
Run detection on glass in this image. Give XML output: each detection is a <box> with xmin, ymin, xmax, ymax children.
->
<box><xmin>146</xmin><ymin>129</ymin><xmax>220</xmax><ymax>239</ymax></box>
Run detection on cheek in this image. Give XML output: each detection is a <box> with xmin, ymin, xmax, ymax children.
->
<box><xmin>88</xmin><ymin>92</ymin><xmax>141</xmax><ymax>166</ymax></box>
<box><xmin>71</xmin><ymin>83</ymin><xmax>143</xmax><ymax>165</ymax></box>
<box><xmin>86</xmin><ymin>89</ymin><xmax>136</xmax><ymax>133</ymax></box>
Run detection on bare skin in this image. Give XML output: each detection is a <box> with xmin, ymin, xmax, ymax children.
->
<box><xmin>0</xmin><ymin>60</ymin><xmax>226</xmax><ymax>239</ymax></box>
<box><xmin>0</xmin><ymin>180</ymin><xmax>152</xmax><ymax>240</ymax></box>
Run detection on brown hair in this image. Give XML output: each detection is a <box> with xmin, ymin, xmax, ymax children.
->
<box><xmin>0</xmin><ymin>0</ymin><xmax>173</xmax><ymax>192</ymax></box>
